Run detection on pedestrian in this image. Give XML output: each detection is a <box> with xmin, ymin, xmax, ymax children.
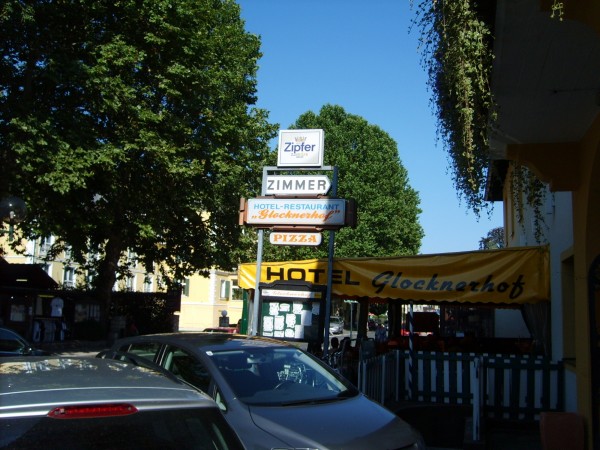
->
<box><xmin>125</xmin><ymin>315</ymin><xmax>139</xmax><ymax>337</ymax></box>
<box><xmin>375</xmin><ymin>323</ymin><xmax>387</xmax><ymax>343</ymax></box>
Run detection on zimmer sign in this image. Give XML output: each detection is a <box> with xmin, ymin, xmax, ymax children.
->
<box><xmin>243</xmin><ymin>198</ymin><xmax>345</xmax><ymax>228</ymax></box>
<box><xmin>265</xmin><ymin>175</ymin><xmax>331</xmax><ymax>196</ymax></box>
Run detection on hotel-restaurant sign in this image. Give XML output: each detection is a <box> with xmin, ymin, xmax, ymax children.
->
<box><xmin>238</xmin><ymin>246</ymin><xmax>550</xmax><ymax>305</ymax></box>
<box><xmin>239</xmin><ymin>198</ymin><xmax>354</xmax><ymax>230</ymax></box>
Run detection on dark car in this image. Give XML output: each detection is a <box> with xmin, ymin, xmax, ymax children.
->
<box><xmin>0</xmin><ymin>356</ymin><xmax>244</xmax><ymax>450</ymax></box>
<box><xmin>100</xmin><ymin>332</ymin><xmax>425</xmax><ymax>450</ymax></box>
<box><xmin>0</xmin><ymin>326</ymin><xmax>51</xmax><ymax>357</ymax></box>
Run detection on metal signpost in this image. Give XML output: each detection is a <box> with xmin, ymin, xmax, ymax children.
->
<box><xmin>240</xmin><ymin>129</ymin><xmax>356</xmax><ymax>358</ymax></box>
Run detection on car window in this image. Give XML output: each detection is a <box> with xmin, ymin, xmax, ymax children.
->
<box><xmin>207</xmin><ymin>347</ymin><xmax>356</xmax><ymax>406</ymax></box>
<box><xmin>162</xmin><ymin>346</ymin><xmax>212</xmax><ymax>393</ymax></box>
<box><xmin>119</xmin><ymin>342</ymin><xmax>162</xmax><ymax>362</ymax></box>
<box><xmin>0</xmin><ymin>328</ymin><xmax>25</xmax><ymax>353</ymax></box>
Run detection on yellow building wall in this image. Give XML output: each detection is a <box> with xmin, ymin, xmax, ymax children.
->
<box><xmin>177</xmin><ymin>269</ymin><xmax>243</xmax><ymax>331</ymax></box>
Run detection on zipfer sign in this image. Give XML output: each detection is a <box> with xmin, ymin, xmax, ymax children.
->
<box><xmin>237</xmin><ymin>246</ymin><xmax>550</xmax><ymax>305</ymax></box>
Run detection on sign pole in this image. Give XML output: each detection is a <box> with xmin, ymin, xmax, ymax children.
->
<box><xmin>408</xmin><ymin>300</ymin><xmax>415</xmax><ymax>400</ymax></box>
<box><xmin>251</xmin><ymin>229</ymin><xmax>264</xmax><ymax>336</ymax></box>
<box><xmin>322</xmin><ymin>166</ymin><xmax>338</xmax><ymax>359</ymax></box>
<box><xmin>251</xmin><ymin>167</ymin><xmax>270</xmax><ymax>336</ymax></box>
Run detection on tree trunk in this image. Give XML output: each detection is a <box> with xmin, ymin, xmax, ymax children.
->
<box><xmin>94</xmin><ymin>235</ymin><xmax>124</xmax><ymax>342</ymax></box>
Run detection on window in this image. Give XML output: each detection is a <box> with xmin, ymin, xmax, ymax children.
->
<box><xmin>232</xmin><ymin>279</ymin><xmax>242</xmax><ymax>300</ymax></box>
<box><xmin>143</xmin><ymin>275</ymin><xmax>153</xmax><ymax>293</ymax></box>
<box><xmin>126</xmin><ymin>275</ymin><xmax>135</xmax><ymax>291</ymax></box>
<box><xmin>63</xmin><ymin>267</ymin><xmax>75</xmax><ymax>288</ymax></box>
<box><xmin>220</xmin><ymin>280</ymin><xmax>230</xmax><ymax>300</ymax></box>
<box><xmin>39</xmin><ymin>236</ymin><xmax>53</xmax><ymax>254</ymax></box>
<box><xmin>119</xmin><ymin>342</ymin><xmax>162</xmax><ymax>363</ymax></box>
<box><xmin>86</xmin><ymin>269</ymin><xmax>96</xmax><ymax>288</ymax></box>
<box><xmin>162</xmin><ymin>346</ymin><xmax>212</xmax><ymax>393</ymax></box>
<box><xmin>89</xmin><ymin>304</ymin><xmax>100</xmax><ymax>321</ymax></box>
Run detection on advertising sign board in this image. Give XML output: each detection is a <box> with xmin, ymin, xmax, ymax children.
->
<box><xmin>269</xmin><ymin>232</ymin><xmax>322</xmax><ymax>246</ymax></box>
<box><xmin>258</xmin><ymin>281</ymin><xmax>326</xmax><ymax>342</ymax></box>
<box><xmin>277</xmin><ymin>129</ymin><xmax>324</xmax><ymax>167</ymax></box>
<box><xmin>243</xmin><ymin>198</ymin><xmax>346</xmax><ymax>227</ymax></box>
<box><xmin>265</xmin><ymin>175</ymin><xmax>331</xmax><ymax>196</ymax></box>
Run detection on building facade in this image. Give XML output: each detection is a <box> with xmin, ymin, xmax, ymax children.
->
<box><xmin>486</xmin><ymin>1</ymin><xmax>600</xmax><ymax>447</ymax></box>
<box><xmin>0</xmin><ymin>235</ymin><xmax>242</xmax><ymax>335</ymax></box>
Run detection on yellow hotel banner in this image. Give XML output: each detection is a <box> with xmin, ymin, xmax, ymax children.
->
<box><xmin>238</xmin><ymin>246</ymin><xmax>550</xmax><ymax>305</ymax></box>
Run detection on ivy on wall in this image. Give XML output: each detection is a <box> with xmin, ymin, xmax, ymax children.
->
<box><xmin>412</xmin><ymin>0</ymin><xmax>496</xmax><ymax>216</ymax></box>
<box><xmin>510</xmin><ymin>164</ymin><xmax>549</xmax><ymax>244</ymax></box>
<box><xmin>412</xmin><ymin>0</ymin><xmax>563</xmax><ymax>234</ymax></box>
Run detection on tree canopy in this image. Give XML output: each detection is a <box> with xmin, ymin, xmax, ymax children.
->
<box><xmin>0</xmin><ymin>0</ymin><xmax>277</xmax><ymax>310</ymax></box>
<box><xmin>261</xmin><ymin>104</ymin><xmax>423</xmax><ymax>261</ymax></box>
<box><xmin>479</xmin><ymin>226</ymin><xmax>505</xmax><ymax>250</ymax></box>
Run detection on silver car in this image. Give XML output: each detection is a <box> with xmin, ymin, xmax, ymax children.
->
<box><xmin>100</xmin><ymin>333</ymin><xmax>425</xmax><ymax>450</ymax></box>
<box><xmin>0</xmin><ymin>356</ymin><xmax>244</xmax><ymax>449</ymax></box>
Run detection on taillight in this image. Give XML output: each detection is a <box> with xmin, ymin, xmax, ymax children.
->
<box><xmin>47</xmin><ymin>404</ymin><xmax>138</xmax><ymax>419</ymax></box>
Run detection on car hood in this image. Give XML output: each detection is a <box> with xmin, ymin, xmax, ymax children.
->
<box><xmin>247</xmin><ymin>394</ymin><xmax>419</xmax><ymax>450</ymax></box>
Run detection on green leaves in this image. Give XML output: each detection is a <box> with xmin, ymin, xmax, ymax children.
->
<box><xmin>1</xmin><ymin>0</ymin><xmax>276</xmax><ymax>298</ymax></box>
<box><xmin>261</xmin><ymin>104</ymin><xmax>424</xmax><ymax>262</ymax></box>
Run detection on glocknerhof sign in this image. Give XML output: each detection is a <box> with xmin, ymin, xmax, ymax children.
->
<box><xmin>241</xmin><ymin>198</ymin><xmax>346</xmax><ymax>228</ymax></box>
<box><xmin>277</xmin><ymin>129</ymin><xmax>324</xmax><ymax>168</ymax></box>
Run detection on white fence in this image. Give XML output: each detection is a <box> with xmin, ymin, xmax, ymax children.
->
<box><xmin>356</xmin><ymin>349</ymin><xmax>564</xmax><ymax>441</ymax></box>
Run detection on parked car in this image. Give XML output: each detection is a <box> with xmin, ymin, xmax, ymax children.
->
<box><xmin>0</xmin><ymin>356</ymin><xmax>244</xmax><ymax>449</ymax></box>
<box><xmin>99</xmin><ymin>332</ymin><xmax>425</xmax><ymax>450</ymax></box>
<box><xmin>0</xmin><ymin>326</ymin><xmax>51</xmax><ymax>357</ymax></box>
<box><xmin>329</xmin><ymin>316</ymin><xmax>344</xmax><ymax>334</ymax></box>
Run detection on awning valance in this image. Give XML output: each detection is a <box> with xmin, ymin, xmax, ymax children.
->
<box><xmin>238</xmin><ymin>246</ymin><xmax>550</xmax><ymax>305</ymax></box>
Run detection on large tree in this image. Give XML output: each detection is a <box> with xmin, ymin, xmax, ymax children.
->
<box><xmin>0</xmin><ymin>1</ymin><xmax>277</xmax><ymax>315</ymax></box>
<box><xmin>262</xmin><ymin>104</ymin><xmax>423</xmax><ymax>261</ymax></box>
<box><xmin>479</xmin><ymin>227</ymin><xmax>505</xmax><ymax>250</ymax></box>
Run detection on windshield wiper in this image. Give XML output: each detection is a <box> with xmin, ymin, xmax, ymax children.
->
<box><xmin>280</xmin><ymin>395</ymin><xmax>348</xmax><ymax>407</ymax></box>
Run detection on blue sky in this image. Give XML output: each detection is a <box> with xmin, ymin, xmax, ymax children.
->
<box><xmin>237</xmin><ymin>0</ymin><xmax>503</xmax><ymax>255</ymax></box>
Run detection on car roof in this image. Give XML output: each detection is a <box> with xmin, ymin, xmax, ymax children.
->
<box><xmin>113</xmin><ymin>332</ymin><xmax>297</xmax><ymax>352</ymax></box>
<box><xmin>0</xmin><ymin>357</ymin><xmax>217</xmax><ymax>416</ymax></box>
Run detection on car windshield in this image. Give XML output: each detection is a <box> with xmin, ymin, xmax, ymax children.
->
<box><xmin>0</xmin><ymin>408</ymin><xmax>240</xmax><ymax>450</ymax></box>
<box><xmin>207</xmin><ymin>347</ymin><xmax>357</xmax><ymax>406</ymax></box>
